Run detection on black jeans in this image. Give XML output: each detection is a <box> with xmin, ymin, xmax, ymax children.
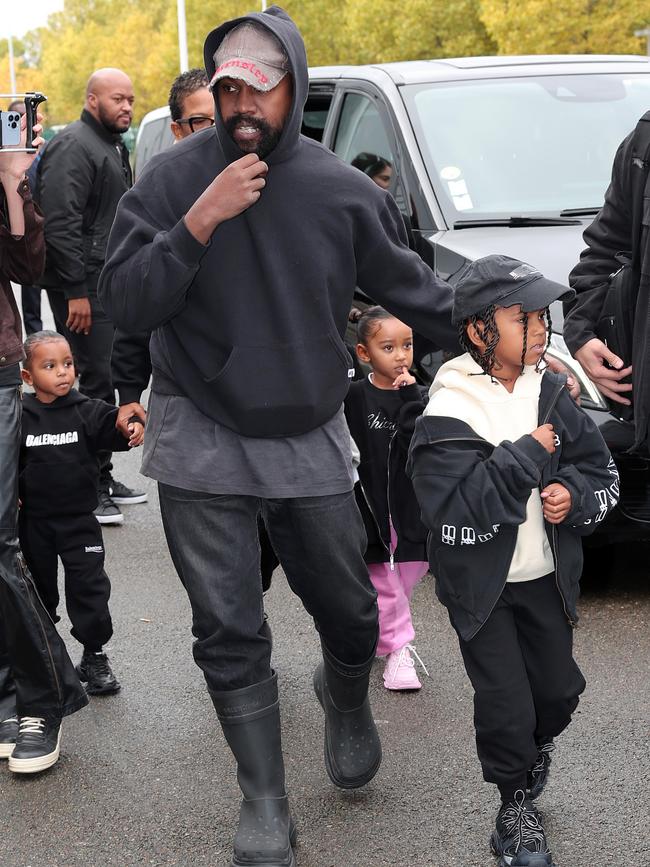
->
<box><xmin>47</xmin><ymin>283</ymin><xmax>115</xmax><ymax>488</ymax></box>
<box><xmin>0</xmin><ymin>384</ymin><xmax>88</xmax><ymax>721</ymax></box>
<box><xmin>158</xmin><ymin>485</ymin><xmax>378</xmax><ymax>692</ymax></box>
<box><xmin>20</xmin><ymin>512</ymin><xmax>113</xmax><ymax>652</ymax></box>
<box><xmin>458</xmin><ymin>573</ymin><xmax>586</xmax><ymax>797</ymax></box>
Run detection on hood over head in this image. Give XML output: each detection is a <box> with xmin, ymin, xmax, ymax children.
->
<box><xmin>204</xmin><ymin>6</ymin><xmax>307</xmax><ymax>165</ymax></box>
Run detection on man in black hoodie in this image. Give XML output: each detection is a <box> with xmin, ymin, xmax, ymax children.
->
<box><xmin>99</xmin><ymin>8</ymin><xmax>458</xmax><ymax>865</ymax></box>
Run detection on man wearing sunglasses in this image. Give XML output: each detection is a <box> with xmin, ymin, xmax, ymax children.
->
<box><xmin>169</xmin><ymin>68</ymin><xmax>215</xmax><ymax>141</ymax></box>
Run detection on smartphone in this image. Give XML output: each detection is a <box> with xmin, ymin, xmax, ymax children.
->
<box><xmin>0</xmin><ymin>93</ymin><xmax>48</xmax><ymax>152</ymax></box>
<box><xmin>0</xmin><ymin>110</ymin><xmax>22</xmax><ymax>147</ymax></box>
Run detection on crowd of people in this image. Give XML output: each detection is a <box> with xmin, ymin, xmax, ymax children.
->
<box><xmin>0</xmin><ymin>5</ymin><xmax>642</xmax><ymax>867</ymax></box>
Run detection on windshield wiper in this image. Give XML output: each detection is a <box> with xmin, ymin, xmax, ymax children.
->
<box><xmin>559</xmin><ymin>207</ymin><xmax>601</xmax><ymax>217</ymax></box>
<box><xmin>454</xmin><ymin>216</ymin><xmax>581</xmax><ymax>229</ymax></box>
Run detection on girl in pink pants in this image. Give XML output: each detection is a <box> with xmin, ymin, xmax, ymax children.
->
<box><xmin>345</xmin><ymin>307</ymin><xmax>429</xmax><ymax>690</ymax></box>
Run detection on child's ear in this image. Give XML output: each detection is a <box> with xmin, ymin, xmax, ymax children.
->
<box><xmin>466</xmin><ymin>321</ymin><xmax>486</xmax><ymax>350</ymax></box>
<box><xmin>21</xmin><ymin>367</ymin><xmax>33</xmax><ymax>387</ymax></box>
<box><xmin>356</xmin><ymin>342</ymin><xmax>371</xmax><ymax>363</ymax></box>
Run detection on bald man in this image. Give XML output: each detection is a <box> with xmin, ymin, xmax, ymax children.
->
<box><xmin>36</xmin><ymin>68</ymin><xmax>147</xmax><ymax>532</ymax></box>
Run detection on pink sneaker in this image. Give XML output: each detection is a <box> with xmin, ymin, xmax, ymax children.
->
<box><xmin>382</xmin><ymin>644</ymin><xmax>428</xmax><ymax>691</ymax></box>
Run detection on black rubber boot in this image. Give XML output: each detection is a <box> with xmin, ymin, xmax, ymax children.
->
<box><xmin>313</xmin><ymin>642</ymin><xmax>382</xmax><ymax>789</ymax></box>
<box><xmin>210</xmin><ymin>673</ymin><xmax>296</xmax><ymax>867</ymax></box>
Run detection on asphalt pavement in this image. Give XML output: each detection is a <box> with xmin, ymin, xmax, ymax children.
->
<box><xmin>2</xmin><ymin>441</ymin><xmax>649</xmax><ymax>867</ymax></box>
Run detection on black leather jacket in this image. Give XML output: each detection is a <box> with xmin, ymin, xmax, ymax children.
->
<box><xmin>37</xmin><ymin>109</ymin><xmax>132</xmax><ymax>298</ymax></box>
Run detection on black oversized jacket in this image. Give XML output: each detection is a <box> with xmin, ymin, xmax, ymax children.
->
<box><xmin>37</xmin><ymin>110</ymin><xmax>132</xmax><ymax>299</ymax></box>
<box><xmin>20</xmin><ymin>390</ymin><xmax>133</xmax><ymax>517</ymax></box>
<box><xmin>98</xmin><ymin>7</ymin><xmax>458</xmax><ymax>439</ymax></box>
<box><xmin>566</xmin><ymin>118</ymin><xmax>650</xmax><ymax>451</ymax></box>
<box><xmin>407</xmin><ymin>372</ymin><xmax>619</xmax><ymax>641</ymax></box>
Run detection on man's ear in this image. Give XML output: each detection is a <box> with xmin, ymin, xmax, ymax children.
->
<box><xmin>356</xmin><ymin>342</ymin><xmax>371</xmax><ymax>363</ymax></box>
<box><xmin>170</xmin><ymin>121</ymin><xmax>183</xmax><ymax>141</ymax></box>
<box><xmin>21</xmin><ymin>366</ymin><xmax>33</xmax><ymax>387</ymax></box>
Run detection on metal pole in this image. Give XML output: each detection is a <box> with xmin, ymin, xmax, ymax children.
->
<box><xmin>8</xmin><ymin>35</ymin><xmax>17</xmax><ymax>93</ymax></box>
<box><xmin>177</xmin><ymin>0</ymin><xmax>189</xmax><ymax>72</ymax></box>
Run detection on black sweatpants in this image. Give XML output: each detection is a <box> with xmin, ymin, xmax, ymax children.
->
<box><xmin>457</xmin><ymin>573</ymin><xmax>586</xmax><ymax>799</ymax></box>
<box><xmin>19</xmin><ymin>512</ymin><xmax>113</xmax><ymax>652</ymax></box>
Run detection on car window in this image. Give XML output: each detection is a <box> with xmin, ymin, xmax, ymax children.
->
<box><xmin>333</xmin><ymin>92</ymin><xmax>407</xmax><ymax>204</ymax></box>
<box><xmin>402</xmin><ymin>73</ymin><xmax>650</xmax><ymax>221</ymax></box>
<box><xmin>302</xmin><ymin>93</ymin><xmax>332</xmax><ymax>142</ymax></box>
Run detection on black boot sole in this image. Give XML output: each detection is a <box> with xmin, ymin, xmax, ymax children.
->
<box><xmin>489</xmin><ymin>831</ymin><xmax>556</xmax><ymax>867</ymax></box>
<box><xmin>231</xmin><ymin>820</ymin><xmax>297</xmax><ymax>867</ymax></box>
<box><xmin>313</xmin><ymin>665</ymin><xmax>382</xmax><ymax>790</ymax></box>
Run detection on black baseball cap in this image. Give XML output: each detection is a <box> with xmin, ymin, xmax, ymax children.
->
<box><xmin>452</xmin><ymin>254</ymin><xmax>576</xmax><ymax>325</ymax></box>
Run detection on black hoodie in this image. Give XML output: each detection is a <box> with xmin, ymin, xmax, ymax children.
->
<box><xmin>98</xmin><ymin>6</ymin><xmax>457</xmax><ymax>439</ymax></box>
<box><xmin>19</xmin><ymin>390</ymin><xmax>133</xmax><ymax>517</ymax></box>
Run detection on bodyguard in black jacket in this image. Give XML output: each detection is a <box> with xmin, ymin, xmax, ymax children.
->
<box><xmin>566</xmin><ymin>113</ymin><xmax>650</xmax><ymax>451</ymax></box>
<box><xmin>36</xmin><ymin>69</ymin><xmax>135</xmax><ymax>519</ymax></box>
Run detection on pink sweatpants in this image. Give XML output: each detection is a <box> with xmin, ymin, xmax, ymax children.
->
<box><xmin>367</xmin><ymin>524</ymin><xmax>429</xmax><ymax>657</ymax></box>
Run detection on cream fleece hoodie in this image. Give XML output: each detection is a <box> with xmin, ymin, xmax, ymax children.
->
<box><xmin>424</xmin><ymin>353</ymin><xmax>554</xmax><ymax>582</ymax></box>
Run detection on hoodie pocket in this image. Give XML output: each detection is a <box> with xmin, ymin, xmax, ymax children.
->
<box><xmin>202</xmin><ymin>333</ymin><xmax>353</xmax><ymax>437</ymax></box>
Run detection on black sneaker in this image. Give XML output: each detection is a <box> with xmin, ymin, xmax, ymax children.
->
<box><xmin>94</xmin><ymin>490</ymin><xmax>124</xmax><ymax>525</ymax></box>
<box><xmin>490</xmin><ymin>790</ymin><xmax>555</xmax><ymax>867</ymax></box>
<box><xmin>0</xmin><ymin>716</ymin><xmax>18</xmax><ymax>758</ymax></box>
<box><xmin>77</xmin><ymin>650</ymin><xmax>121</xmax><ymax>695</ymax></box>
<box><xmin>8</xmin><ymin>717</ymin><xmax>61</xmax><ymax>774</ymax></box>
<box><xmin>527</xmin><ymin>741</ymin><xmax>555</xmax><ymax>800</ymax></box>
<box><xmin>109</xmin><ymin>478</ymin><xmax>148</xmax><ymax>505</ymax></box>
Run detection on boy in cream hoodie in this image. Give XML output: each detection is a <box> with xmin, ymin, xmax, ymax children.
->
<box><xmin>407</xmin><ymin>255</ymin><xmax>618</xmax><ymax>867</ymax></box>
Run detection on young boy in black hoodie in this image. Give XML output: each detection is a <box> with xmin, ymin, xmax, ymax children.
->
<box><xmin>408</xmin><ymin>256</ymin><xmax>619</xmax><ymax>867</ymax></box>
<box><xmin>19</xmin><ymin>331</ymin><xmax>144</xmax><ymax>695</ymax></box>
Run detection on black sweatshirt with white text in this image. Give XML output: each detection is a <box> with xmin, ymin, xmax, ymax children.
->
<box><xmin>20</xmin><ymin>390</ymin><xmax>133</xmax><ymax>517</ymax></box>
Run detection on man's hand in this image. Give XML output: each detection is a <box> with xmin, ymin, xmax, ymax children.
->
<box><xmin>545</xmin><ymin>355</ymin><xmax>580</xmax><ymax>403</ymax></box>
<box><xmin>541</xmin><ymin>482</ymin><xmax>572</xmax><ymax>524</ymax></box>
<box><xmin>67</xmin><ymin>297</ymin><xmax>92</xmax><ymax>334</ymax></box>
<box><xmin>574</xmin><ymin>338</ymin><xmax>633</xmax><ymax>405</ymax></box>
<box><xmin>116</xmin><ymin>402</ymin><xmax>146</xmax><ymax>446</ymax></box>
<box><xmin>117</xmin><ymin>401</ymin><xmax>146</xmax><ymax>426</ymax></box>
<box><xmin>531</xmin><ymin>423</ymin><xmax>556</xmax><ymax>454</ymax></box>
<box><xmin>185</xmin><ymin>154</ymin><xmax>268</xmax><ymax>244</ymax></box>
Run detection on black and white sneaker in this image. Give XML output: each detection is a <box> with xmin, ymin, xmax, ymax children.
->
<box><xmin>109</xmin><ymin>479</ymin><xmax>148</xmax><ymax>505</ymax></box>
<box><xmin>0</xmin><ymin>716</ymin><xmax>18</xmax><ymax>758</ymax></box>
<box><xmin>490</xmin><ymin>790</ymin><xmax>555</xmax><ymax>866</ymax></box>
<box><xmin>94</xmin><ymin>490</ymin><xmax>124</xmax><ymax>525</ymax></box>
<box><xmin>528</xmin><ymin>741</ymin><xmax>555</xmax><ymax>800</ymax></box>
<box><xmin>77</xmin><ymin>650</ymin><xmax>121</xmax><ymax>695</ymax></box>
<box><xmin>8</xmin><ymin>717</ymin><xmax>61</xmax><ymax>774</ymax></box>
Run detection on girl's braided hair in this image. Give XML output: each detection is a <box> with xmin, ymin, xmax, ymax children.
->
<box><xmin>458</xmin><ymin>305</ymin><xmax>553</xmax><ymax>379</ymax></box>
